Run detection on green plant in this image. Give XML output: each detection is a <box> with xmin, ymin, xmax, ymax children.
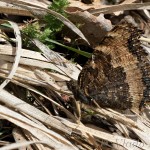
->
<box><xmin>22</xmin><ymin>0</ymin><xmax>69</xmax><ymax>49</ymax></box>
<box><xmin>46</xmin><ymin>39</ymin><xmax>91</xmax><ymax>58</ymax></box>
<box><xmin>22</xmin><ymin>0</ymin><xmax>92</xmax><ymax>58</ymax></box>
<box><xmin>44</xmin><ymin>0</ymin><xmax>69</xmax><ymax>32</ymax></box>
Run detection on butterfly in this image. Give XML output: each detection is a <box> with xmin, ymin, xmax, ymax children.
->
<box><xmin>67</xmin><ymin>21</ymin><xmax>150</xmax><ymax>113</ymax></box>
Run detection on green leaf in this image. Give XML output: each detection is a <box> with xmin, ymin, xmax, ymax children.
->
<box><xmin>0</xmin><ymin>23</ymin><xmax>12</xmax><ymax>28</ymax></box>
<box><xmin>46</xmin><ymin>39</ymin><xmax>92</xmax><ymax>58</ymax></box>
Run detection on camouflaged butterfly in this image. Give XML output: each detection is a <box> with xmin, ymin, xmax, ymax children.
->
<box><xmin>67</xmin><ymin>21</ymin><xmax>150</xmax><ymax>113</ymax></box>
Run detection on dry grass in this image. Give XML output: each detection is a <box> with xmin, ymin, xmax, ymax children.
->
<box><xmin>0</xmin><ymin>0</ymin><xmax>149</xmax><ymax>150</ymax></box>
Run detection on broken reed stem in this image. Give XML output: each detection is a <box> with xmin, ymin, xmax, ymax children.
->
<box><xmin>140</xmin><ymin>37</ymin><xmax>150</xmax><ymax>43</ymax></box>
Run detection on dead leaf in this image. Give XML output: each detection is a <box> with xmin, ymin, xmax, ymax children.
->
<box><xmin>66</xmin><ymin>10</ymin><xmax>112</xmax><ymax>47</ymax></box>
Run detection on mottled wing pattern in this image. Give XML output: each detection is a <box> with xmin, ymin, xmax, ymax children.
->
<box><xmin>78</xmin><ymin>22</ymin><xmax>150</xmax><ymax>112</ymax></box>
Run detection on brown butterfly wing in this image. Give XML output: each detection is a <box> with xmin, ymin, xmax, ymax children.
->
<box><xmin>78</xmin><ymin>22</ymin><xmax>149</xmax><ymax>112</ymax></box>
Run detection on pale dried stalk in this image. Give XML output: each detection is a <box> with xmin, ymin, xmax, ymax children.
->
<box><xmin>0</xmin><ymin>21</ymin><xmax>22</xmax><ymax>91</ymax></box>
<box><xmin>0</xmin><ymin>4</ymin><xmax>33</xmax><ymax>16</ymax></box>
<box><xmin>0</xmin><ymin>44</ymin><xmax>81</xmax><ymax>80</ymax></box>
<box><xmin>0</xmin><ymin>105</ymin><xmax>78</xmax><ymax>150</ymax></box>
<box><xmin>0</xmin><ymin>89</ymin><xmax>72</xmax><ymax>134</ymax></box>
<box><xmin>12</xmin><ymin>128</ymin><xmax>33</xmax><ymax>150</ymax></box>
<box><xmin>0</xmin><ymin>89</ymin><xmax>149</xmax><ymax>149</ymax></box>
<box><xmin>89</xmin><ymin>2</ymin><xmax>150</xmax><ymax>15</ymax></box>
<box><xmin>22</xmin><ymin>129</ymin><xmax>48</xmax><ymax>150</ymax></box>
